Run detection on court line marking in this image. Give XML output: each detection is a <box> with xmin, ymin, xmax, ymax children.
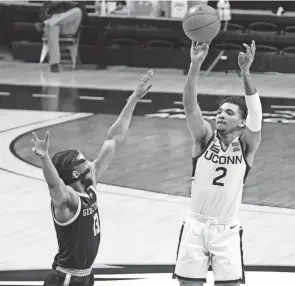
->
<box><xmin>2</xmin><ymin>110</ymin><xmax>295</xmax><ymax>273</ymax></box>
<box><xmin>173</xmin><ymin>101</ymin><xmax>182</xmax><ymax>105</ymax></box>
<box><xmin>32</xmin><ymin>94</ymin><xmax>57</xmax><ymax>98</ymax></box>
<box><xmin>138</xmin><ymin>99</ymin><xmax>152</xmax><ymax>103</ymax></box>
<box><xmin>0</xmin><ymin>283</ymin><xmax>42</xmax><ymax>286</ymax></box>
<box><xmin>2</xmin><ymin>162</ymin><xmax>295</xmax><ymax>216</ymax></box>
<box><xmin>0</xmin><ymin>112</ymin><xmax>76</xmax><ymax>134</ymax></box>
<box><xmin>0</xmin><ymin>91</ymin><xmax>10</xmax><ymax>96</ymax></box>
<box><xmin>1</xmin><ymin>63</ymin><xmax>294</xmax><ymax>98</ymax></box>
<box><xmin>271</xmin><ymin>105</ymin><xmax>295</xmax><ymax>109</ymax></box>
<box><xmin>1</xmin><ymin>271</ymin><xmax>295</xmax><ymax>285</ymax></box>
<box><xmin>79</xmin><ymin>96</ymin><xmax>105</xmax><ymax>101</ymax></box>
<box><xmin>1</xmin><ymin>110</ymin><xmax>295</xmax><ymax>215</ymax></box>
<box><xmin>126</xmin><ymin>99</ymin><xmax>152</xmax><ymax>103</ymax></box>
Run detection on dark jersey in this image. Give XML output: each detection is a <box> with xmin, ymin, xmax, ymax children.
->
<box><xmin>51</xmin><ymin>186</ymin><xmax>100</xmax><ymax>270</ymax></box>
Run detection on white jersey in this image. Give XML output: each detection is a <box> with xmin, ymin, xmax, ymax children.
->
<box><xmin>190</xmin><ymin>131</ymin><xmax>250</xmax><ymax>218</ymax></box>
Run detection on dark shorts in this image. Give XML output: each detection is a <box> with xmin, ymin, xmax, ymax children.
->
<box><xmin>43</xmin><ymin>269</ymin><xmax>94</xmax><ymax>286</ymax></box>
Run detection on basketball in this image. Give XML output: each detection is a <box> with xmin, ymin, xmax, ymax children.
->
<box><xmin>182</xmin><ymin>4</ymin><xmax>221</xmax><ymax>42</ymax></box>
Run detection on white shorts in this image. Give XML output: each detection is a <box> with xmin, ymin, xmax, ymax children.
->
<box><xmin>174</xmin><ymin>212</ymin><xmax>245</xmax><ymax>285</ymax></box>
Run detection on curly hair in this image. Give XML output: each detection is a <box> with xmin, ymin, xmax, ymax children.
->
<box><xmin>218</xmin><ymin>96</ymin><xmax>248</xmax><ymax>119</ymax></box>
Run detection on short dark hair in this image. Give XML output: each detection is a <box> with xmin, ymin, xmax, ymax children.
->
<box><xmin>52</xmin><ymin>150</ymin><xmax>85</xmax><ymax>185</ymax></box>
<box><xmin>218</xmin><ymin>96</ymin><xmax>248</xmax><ymax>120</ymax></box>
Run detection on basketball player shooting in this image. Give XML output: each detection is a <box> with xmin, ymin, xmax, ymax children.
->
<box><xmin>31</xmin><ymin>70</ymin><xmax>153</xmax><ymax>286</ymax></box>
<box><xmin>173</xmin><ymin>41</ymin><xmax>262</xmax><ymax>286</ymax></box>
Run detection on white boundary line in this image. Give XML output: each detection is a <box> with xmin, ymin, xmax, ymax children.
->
<box><xmin>79</xmin><ymin>96</ymin><xmax>105</xmax><ymax>101</ymax></box>
<box><xmin>0</xmin><ymin>110</ymin><xmax>294</xmax><ymax>215</ymax></box>
<box><xmin>1</xmin><ymin>272</ymin><xmax>295</xmax><ymax>286</ymax></box>
<box><xmin>0</xmin><ymin>91</ymin><xmax>10</xmax><ymax>96</ymax></box>
<box><xmin>32</xmin><ymin>94</ymin><xmax>57</xmax><ymax>98</ymax></box>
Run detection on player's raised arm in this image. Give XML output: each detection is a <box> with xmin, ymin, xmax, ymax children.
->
<box><xmin>91</xmin><ymin>70</ymin><xmax>153</xmax><ymax>182</ymax></box>
<box><xmin>31</xmin><ymin>131</ymin><xmax>79</xmax><ymax>209</ymax></box>
<box><xmin>184</xmin><ymin>41</ymin><xmax>213</xmax><ymax>144</ymax></box>
<box><xmin>238</xmin><ymin>40</ymin><xmax>262</xmax><ymax>155</ymax></box>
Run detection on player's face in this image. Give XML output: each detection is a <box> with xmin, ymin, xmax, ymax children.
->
<box><xmin>216</xmin><ymin>103</ymin><xmax>244</xmax><ymax>134</ymax></box>
<box><xmin>81</xmin><ymin>161</ymin><xmax>94</xmax><ymax>188</ymax></box>
<box><xmin>74</xmin><ymin>160</ymin><xmax>94</xmax><ymax>188</ymax></box>
<box><xmin>81</xmin><ymin>174</ymin><xmax>93</xmax><ymax>189</ymax></box>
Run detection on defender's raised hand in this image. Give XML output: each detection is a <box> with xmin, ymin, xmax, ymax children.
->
<box><xmin>31</xmin><ymin>131</ymin><xmax>50</xmax><ymax>157</ymax></box>
<box><xmin>238</xmin><ymin>40</ymin><xmax>256</xmax><ymax>73</ymax></box>
<box><xmin>133</xmin><ymin>69</ymin><xmax>153</xmax><ymax>99</ymax></box>
<box><xmin>190</xmin><ymin>41</ymin><xmax>210</xmax><ymax>66</ymax></box>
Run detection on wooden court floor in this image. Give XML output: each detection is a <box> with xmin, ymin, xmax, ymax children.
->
<box><xmin>0</xmin><ymin>61</ymin><xmax>295</xmax><ymax>99</ymax></box>
<box><xmin>1</xmin><ymin>62</ymin><xmax>295</xmax><ymax>285</ymax></box>
<box><xmin>13</xmin><ymin>113</ymin><xmax>295</xmax><ymax>209</ymax></box>
<box><xmin>2</xmin><ymin>110</ymin><xmax>295</xmax><ymax>286</ymax></box>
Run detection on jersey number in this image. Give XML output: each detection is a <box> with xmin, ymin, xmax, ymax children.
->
<box><xmin>212</xmin><ymin>167</ymin><xmax>227</xmax><ymax>186</ymax></box>
<box><xmin>93</xmin><ymin>213</ymin><xmax>100</xmax><ymax>236</ymax></box>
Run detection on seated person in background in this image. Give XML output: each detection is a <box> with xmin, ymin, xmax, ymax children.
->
<box><xmin>35</xmin><ymin>1</ymin><xmax>88</xmax><ymax>73</ymax></box>
<box><xmin>271</xmin><ymin>1</ymin><xmax>285</xmax><ymax>15</ymax></box>
<box><xmin>94</xmin><ymin>0</ymin><xmax>128</xmax><ymax>15</ymax></box>
<box><xmin>110</xmin><ymin>1</ymin><xmax>130</xmax><ymax>16</ymax></box>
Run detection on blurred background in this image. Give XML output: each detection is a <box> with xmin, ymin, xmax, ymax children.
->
<box><xmin>1</xmin><ymin>0</ymin><xmax>295</xmax><ymax>72</ymax></box>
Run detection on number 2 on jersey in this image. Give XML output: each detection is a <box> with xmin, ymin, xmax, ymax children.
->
<box><xmin>212</xmin><ymin>167</ymin><xmax>227</xmax><ymax>186</ymax></box>
<box><xmin>93</xmin><ymin>213</ymin><xmax>100</xmax><ymax>236</ymax></box>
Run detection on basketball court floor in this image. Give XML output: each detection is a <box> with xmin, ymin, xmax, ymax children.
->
<box><xmin>1</xmin><ymin>62</ymin><xmax>295</xmax><ymax>285</ymax></box>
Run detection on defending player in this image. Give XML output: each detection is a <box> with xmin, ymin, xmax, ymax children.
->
<box><xmin>31</xmin><ymin>70</ymin><xmax>153</xmax><ymax>286</ymax></box>
<box><xmin>174</xmin><ymin>41</ymin><xmax>262</xmax><ymax>286</ymax></box>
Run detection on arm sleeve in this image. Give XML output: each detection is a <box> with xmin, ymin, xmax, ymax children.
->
<box><xmin>245</xmin><ymin>92</ymin><xmax>262</xmax><ymax>132</ymax></box>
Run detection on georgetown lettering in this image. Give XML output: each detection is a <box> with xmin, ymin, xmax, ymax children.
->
<box><xmin>83</xmin><ymin>202</ymin><xmax>98</xmax><ymax>217</ymax></box>
<box><xmin>204</xmin><ymin>150</ymin><xmax>242</xmax><ymax>164</ymax></box>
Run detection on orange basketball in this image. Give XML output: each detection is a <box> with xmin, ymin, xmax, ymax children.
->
<box><xmin>182</xmin><ymin>4</ymin><xmax>221</xmax><ymax>42</ymax></box>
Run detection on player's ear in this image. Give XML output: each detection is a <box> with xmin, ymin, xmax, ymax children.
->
<box><xmin>72</xmin><ymin>170</ymin><xmax>80</xmax><ymax>179</ymax></box>
<box><xmin>238</xmin><ymin>119</ymin><xmax>246</xmax><ymax>128</ymax></box>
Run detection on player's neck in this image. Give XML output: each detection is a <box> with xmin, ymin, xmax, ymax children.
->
<box><xmin>217</xmin><ymin>130</ymin><xmax>241</xmax><ymax>147</ymax></box>
<box><xmin>71</xmin><ymin>182</ymin><xmax>88</xmax><ymax>194</ymax></box>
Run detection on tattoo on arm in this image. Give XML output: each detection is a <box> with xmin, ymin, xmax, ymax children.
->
<box><xmin>242</xmin><ymin>72</ymin><xmax>257</xmax><ymax>96</ymax></box>
<box><xmin>183</xmin><ymin>63</ymin><xmax>200</xmax><ymax>112</ymax></box>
